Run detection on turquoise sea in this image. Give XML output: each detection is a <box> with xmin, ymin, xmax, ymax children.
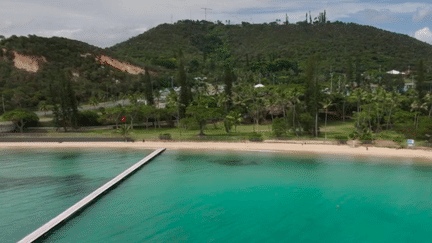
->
<box><xmin>2</xmin><ymin>148</ymin><xmax>432</xmax><ymax>243</ymax></box>
<box><xmin>0</xmin><ymin>148</ymin><xmax>153</xmax><ymax>243</ymax></box>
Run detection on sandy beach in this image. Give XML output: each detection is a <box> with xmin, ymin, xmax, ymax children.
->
<box><xmin>1</xmin><ymin>141</ymin><xmax>431</xmax><ymax>163</ymax></box>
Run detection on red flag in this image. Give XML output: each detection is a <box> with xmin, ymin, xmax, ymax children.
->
<box><xmin>120</xmin><ymin>116</ymin><xmax>126</xmax><ymax>122</ymax></box>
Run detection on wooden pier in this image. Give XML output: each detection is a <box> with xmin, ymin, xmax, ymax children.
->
<box><xmin>18</xmin><ymin>148</ymin><xmax>166</xmax><ymax>243</ymax></box>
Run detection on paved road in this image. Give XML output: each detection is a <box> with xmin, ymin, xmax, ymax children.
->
<box><xmin>1</xmin><ymin>99</ymin><xmax>172</xmax><ymax>132</ymax></box>
<box><xmin>1</xmin><ymin>100</ymin><xmax>131</xmax><ymax>131</ymax></box>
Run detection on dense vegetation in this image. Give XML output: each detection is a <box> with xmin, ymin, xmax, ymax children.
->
<box><xmin>1</xmin><ymin>18</ymin><xmax>432</xmax><ymax>147</ymax></box>
<box><xmin>0</xmin><ymin>35</ymin><xmax>168</xmax><ymax>115</ymax></box>
<box><xmin>108</xmin><ymin>19</ymin><xmax>432</xmax><ymax>77</ymax></box>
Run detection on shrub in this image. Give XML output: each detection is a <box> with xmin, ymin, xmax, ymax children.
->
<box><xmin>179</xmin><ymin>117</ymin><xmax>199</xmax><ymax>130</ymax></box>
<box><xmin>159</xmin><ymin>133</ymin><xmax>172</xmax><ymax>140</ymax></box>
<box><xmin>272</xmin><ymin>118</ymin><xmax>288</xmax><ymax>137</ymax></box>
<box><xmin>299</xmin><ymin>113</ymin><xmax>318</xmax><ymax>135</ymax></box>
<box><xmin>224</xmin><ymin>118</ymin><xmax>234</xmax><ymax>133</ymax></box>
<box><xmin>23</xmin><ymin>111</ymin><xmax>40</xmax><ymax>128</ymax></box>
<box><xmin>392</xmin><ymin>109</ymin><xmax>415</xmax><ymax>126</ymax></box>
<box><xmin>348</xmin><ymin>129</ymin><xmax>373</xmax><ymax>142</ymax></box>
<box><xmin>77</xmin><ymin>110</ymin><xmax>101</xmax><ymax>126</ymax></box>
<box><xmin>334</xmin><ymin>135</ymin><xmax>347</xmax><ymax>144</ymax></box>
<box><xmin>249</xmin><ymin>132</ymin><xmax>263</xmax><ymax>142</ymax></box>
<box><xmin>2</xmin><ymin>110</ymin><xmax>40</xmax><ymax>131</ymax></box>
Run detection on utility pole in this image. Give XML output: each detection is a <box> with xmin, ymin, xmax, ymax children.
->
<box><xmin>201</xmin><ymin>8</ymin><xmax>212</xmax><ymax>21</ymax></box>
<box><xmin>171</xmin><ymin>14</ymin><xmax>173</xmax><ymax>24</ymax></box>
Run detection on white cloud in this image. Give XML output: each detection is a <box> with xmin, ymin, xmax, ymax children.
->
<box><xmin>413</xmin><ymin>6</ymin><xmax>432</xmax><ymax>22</ymax></box>
<box><xmin>357</xmin><ymin>9</ymin><xmax>401</xmax><ymax>23</ymax></box>
<box><xmin>414</xmin><ymin>27</ymin><xmax>432</xmax><ymax>44</ymax></box>
<box><xmin>0</xmin><ymin>0</ymin><xmax>431</xmax><ymax>48</ymax></box>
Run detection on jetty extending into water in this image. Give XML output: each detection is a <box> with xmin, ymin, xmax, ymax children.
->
<box><xmin>18</xmin><ymin>148</ymin><xmax>166</xmax><ymax>243</ymax></box>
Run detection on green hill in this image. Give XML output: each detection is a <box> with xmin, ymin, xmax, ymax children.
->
<box><xmin>0</xmin><ymin>35</ymin><xmax>163</xmax><ymax>112</ymax></box>
<box><xmin>107</xmin><ymin>20</ymin><xmax>432</xmax><ymax>75</ymax></box>
<box><xmin>1</xmin><ymin>19</ymin><xmax>432</xmax><ymax>115</ymax></box>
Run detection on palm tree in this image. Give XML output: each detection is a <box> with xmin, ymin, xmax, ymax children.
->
<box><xmin>114</xmin><ymin>123</ymin><xmax>131</xmax><ymax>142</ymax></box>
<box><xmin>423</xmin><ymin>93</ymin><xmax>432</xmax><ymax>117</ymax></box>
<box><xmin>364</xmin><ymin>91</ymin><xmax>374</xmax><ymax>132</ymax></box>
<box><xmin>384</xmin><ymin>91</ymin><xmax>402</xmax><ymax>130</ymax></box>
<box><xmin>245</xmin><ymin>86</ymin><xmax>264</xmax><ymax>132</ymax></box>
<box><xmin>275</xmin><ymin>87</ymin><xmax>290</xmax><ymax>119</ymax></box>
<box><xmin>226</xmin><ymin>110</ymin><xmax>243</xmax><ymax>132</ymax></box>
<box><xmin>320</xmin><ymin>98</ymin><xmax>333</xmax><ymax>140</ymax></box>
<box><xmin>287</xmin><ymin>89</ymin><xmax>301</xmax><ymax>136</ymax></box>
<box><xmin>411</xmin><ymin>99</ymin><xmax>427</xmax><ymax>129</ymax></box>
<box><xmin>89</xmin><ymin>96</ymin><xmax>99</xmax><ymax>107</ymax></box>
<box><xmin>127</xmin><ymin>92</ymin><xmax>141</xmax><ymax>106</ymax></box>
<box><xmin>97</xmin><ymin>92</ymin><xmax>105</xmax><ymax>103</ymax></box>
<box><xmin>264</xmin><ymin>88</ymin><xmax>277</xmax><ymax>122</ymax></box>
<box><xmin>348</xmin><ymin>87</ymin><xmax>366</xmax><ymax>128</ymax></box>
<box><xmin>372</xmin><ymin>87</ymin><xmax>386</xmax><ymax>132</ymax></box>
<box><xmin>38</xmin><ymin>100</ymin><xmax>49</xmax><ymax>116</ymax></box>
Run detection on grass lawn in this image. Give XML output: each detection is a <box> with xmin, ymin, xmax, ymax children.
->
<box><xmin>28</xmin><ymin>118</ymin><xmax>430</xmax><ymax>147</ymax></box>
<box><xmin>83</xmin><ymin>123</ymin><xmax>270</xmax><ymax>141</ymax></box>
<box><xmin>83</xmin><ymin>120</ymin><xmax>359</xmax><ymax>141</ymax></box>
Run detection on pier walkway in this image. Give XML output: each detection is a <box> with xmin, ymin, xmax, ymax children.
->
<box><xmin>18</xmin><ymin>148</ymin><xmax>166</xmax><ymax>243</ymax></box>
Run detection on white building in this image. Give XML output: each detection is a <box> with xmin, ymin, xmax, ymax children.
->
<box><xmin>386</xmin><ymin>70</ymin><xmax>406</xmax><ymax>75</ymax></box>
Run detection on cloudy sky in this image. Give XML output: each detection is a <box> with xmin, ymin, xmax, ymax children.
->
<box><xmin>0</xmin><ymin>0</ymin><xmax>431</xmax><ymax>48</ymax></box>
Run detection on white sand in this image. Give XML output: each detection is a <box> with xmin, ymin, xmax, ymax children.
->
<box><xmin>1</xmin><ymin>141</ymin><xmax>431</xmax><ymax>163</ymax></box>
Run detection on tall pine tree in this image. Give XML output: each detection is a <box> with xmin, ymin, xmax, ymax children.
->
<box><xmin>304</xmin><ymin>54</ymin><xmax>321</xmax><ymax>137</ymax></box>
<box><xmin>346</xmin><ymin>57</ymin><xmax>354</xmax><ymax>87</ymax></box>
<box><xmin>223</xmin><ymin>66</ymin><xmax>235</xmax><ymax>113</ymax></box>
<box><xmin>416</xmin><ymin>59</ymin><xmax>425</xmax><ymax>100</ymax></box>
<box><xmin>48</xmin><ymin>66</ymin><xmax>79</xmax><ymax>132</ymax></box>
<box><xmin>143</xmin><ymin>66</ymin><xmax>154</xmax><ymax>106</ymax></box>
<box><xmin>178</xmin><ymin>59</ymin><xmax>190</xmax><ymax>119</ymax></box>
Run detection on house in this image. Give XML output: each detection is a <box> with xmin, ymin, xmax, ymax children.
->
<box><xmin>402</xmin><ymin>82</ymin><xmax>415</xmax><ymax>92</ymax></box>
<box><xmin>370</xmin><ymin>83</ymin><xmax>379</xmax><ymax>92</ymax></box>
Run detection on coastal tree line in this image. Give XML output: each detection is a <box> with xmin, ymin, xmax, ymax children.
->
<box><xmin>0</xmin><ymin>20</ymin><xmax>432</xmax><ymax>143</ymax></box>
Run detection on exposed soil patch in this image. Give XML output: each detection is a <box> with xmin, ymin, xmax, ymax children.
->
<box><xmin>2</xmin><ymin>48</ymin><xmax>156</xmax><ymax>76</ymax></box>
<box><xmin>12</xmin><ymin>51</ymin><xmax>47</xmax><ymax>72</ymax></box>
<box><xmin>95</xmin><ymin>55</ymin><xmax>158</xmax><ymax>76</ymax></box>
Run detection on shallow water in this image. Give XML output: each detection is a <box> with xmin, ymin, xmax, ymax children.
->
<box><xmin>0</xmin><ymin>148</ymin><xmax>153</xmax><ymax>243</ymax></box>
<box><xmin>38</xmin><ymin>150</ymin><xmax>432</xmax><ymax>243</ymax></box>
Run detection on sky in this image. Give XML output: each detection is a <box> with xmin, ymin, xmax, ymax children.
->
<box><xmin>0</xmin><ymin>0</ymin><xmax>432</xmax><ymax>48</ymax></box>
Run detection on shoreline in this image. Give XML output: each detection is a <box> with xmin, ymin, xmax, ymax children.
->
<box><xmin>1</xmin><ymin>141</ymin><xmax>431</xmax><ymax>163</ymax></box>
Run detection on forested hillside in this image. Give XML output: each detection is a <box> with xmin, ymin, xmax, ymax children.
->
<box><xmin>0</xmin><ymin>35</ymin><xmax>167</xmax><ymax>113</ymax></box>
<box><xmin>1</xmin><ymin>18</ymin><xmax>432</xmax><ymax>136</ymax></box>
<box><xmin>108</xmin><ymin>19</ymin><xmax>432</xmax><ymax>75</ymax></box>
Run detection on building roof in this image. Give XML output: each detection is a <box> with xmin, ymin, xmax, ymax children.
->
<box><xmin>387</xmin><ymin>70</ymin><xmax>406</xmax><ymax>75</ymax></box>
<box><xmin>254</xmin><ymin>83</ymin><xmax>265</xmax><ymax>88</ymax></box>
